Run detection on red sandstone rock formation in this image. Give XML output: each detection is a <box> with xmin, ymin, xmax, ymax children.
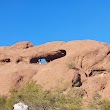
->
<box><xmin>0</xmin><ymin>40</ymin><xmax>110</xmax><ymax>101</ymax></box>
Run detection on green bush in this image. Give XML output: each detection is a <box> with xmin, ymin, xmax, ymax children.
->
<box><xmin>0</xmin><ymin>96</ymin><xmax>6</xmax><ymax>110</ymax></box>
<box><xmin>88</xmin><ymin>93</ymin><xmax>102</xmax><ymax>110</ymax></box>
<box><xmin>67</xmin><ymin>61</ymin><xmax>75</xmax><ymax>69</ymax></box>
<box><xmin>100</xmin><ymin>100</ymin><xmax>110</xmax><ymax>110</ymax></box>
<box><xmin>89</xmin><ymin>100</ymin><xmax>110</xmax><ymax>110</ymax></box>
<box><xmin>0</xmin><ymin>81</ymin><xmax>82</xmax><ymax>110</ymax></box>
<box><xmin>88</xmin><ymin>93</ymin><xmax>110</xmax><ymax>110</ymax></box>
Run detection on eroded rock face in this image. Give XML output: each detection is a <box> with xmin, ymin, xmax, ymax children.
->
<box><xmin>0</xmin><ymin>40</ymin><xmax>110</xmax><ymax>101</ymax></box>
<box><xmin>11</xmin><ymin>41</ymin><xmax>34</xmax><ymax>49</ymax></box>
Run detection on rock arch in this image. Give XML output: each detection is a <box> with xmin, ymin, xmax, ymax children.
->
<box><xmin>30</xmin><ymin>50</ymin><xmax>66</xmax><ymax>64</ymax></box>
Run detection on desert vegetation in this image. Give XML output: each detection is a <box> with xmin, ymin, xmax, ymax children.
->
<box><xmin>67</xmin><ymin>61</ymin><xmax>75</xmax><ymax>69</ymax></box>
<box><xmin>88</xmin><ymin>93</ymin><xmax>110</xmax><ymax>110</ymax></box>
<box><xmin>0</xmin><ymin>81</ymin><xmax>110</xmax><ymax>110</ymax></box>
<box><xmin>0</xmin><ymin>81</ymin><xmax>82</xmax><ymax>110</ymax></box>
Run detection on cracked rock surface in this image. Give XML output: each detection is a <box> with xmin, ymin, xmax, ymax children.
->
<box><xmin>0</xmin><ymin>40</ymin><xmax>110</xmax><ymax>100</ymax></box>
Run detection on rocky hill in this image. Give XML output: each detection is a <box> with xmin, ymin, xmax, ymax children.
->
<box><xmin>0</xmin><ymin>40</ymin><xmax>110</xmax><ymax>101</ymax></box>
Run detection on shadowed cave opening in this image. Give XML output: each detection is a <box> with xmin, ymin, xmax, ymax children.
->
<box><xmin>0</xmin><ymin>58</ymin><xmax>11</xmax><ymax>63</ymax></box>
<box><xmin>30</xmin><ymin>57</ymin><xmax>47</xmax><ymax>64</ymax></box>
<box><xmin>30</xmin><ymin>50</ymin><xmax>66</xmax><ymax>64</ymax></box>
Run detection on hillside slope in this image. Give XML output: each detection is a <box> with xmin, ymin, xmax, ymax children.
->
<box><xmin>0</xmin><ymin>40</ymin><xmax>110</xmax><ymax>101</ymax></box>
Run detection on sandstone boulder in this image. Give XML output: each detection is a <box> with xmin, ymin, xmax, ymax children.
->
<box><xmin>0</xmin><ymin>40</ymin><xmax>110</xmax><ymax>101</ymax></box>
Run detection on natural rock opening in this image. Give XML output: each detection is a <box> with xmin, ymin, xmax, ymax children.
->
<box><xmin>0</xmin><ymin>58</ymin><xmax>11</xmax><ymax>63</ymax></box>
<box><xmin>72</xmin><ymin>73</ymin><xmax>82</xmax><ymax>87</ymax></box>
<box><xmin>16</xmin><ymin>58</ymin><xmax>23</xmax><ymax>63</ymax></box>
<box><xmin>46</xmin><ymin>50</ymin><xmax>66</xmax><ymax>62</ymax></box>
<box><xmin>39</xmin><ymin>58</ymin><xmax>47</xmax><ymax>64</ymax></box>
<box><xmin>30</xmin><ymin>58</ymin><xmax>47</xmax><ymax>64</ymax></box>
<box><xmin>30</xmin><ymin>57</ymin><xmax>38</xmax><ymax>63</ymax></box>
<box><xmin>30</xmin><ymin>50</ymin><xmax>66</xmax><ymax>64</ymax></box>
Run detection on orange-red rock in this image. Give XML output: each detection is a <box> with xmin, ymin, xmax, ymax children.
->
<box><xmin>0</xmin><ymin>40</ymin><xmax>110</xmax><ymax>100</ymax></box>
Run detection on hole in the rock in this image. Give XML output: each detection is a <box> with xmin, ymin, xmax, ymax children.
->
<box><xmin>30</xmin><ymin>57</ymin><xmax>47</xmax><ymax>64</ymax></box>
<box><xmin>39</xmin><ymin>58</ymin><xmax>47</xmax><ymax>64</ymax></box>
<box><xmin>16</xmin><ymin>59</ymin><xmax>22</xmax><ymax>63</ymax></box>
<box><xmin>16</xmin><ymin>60</ymin><xmax>21</xmax><ymax>63</ymax></box>
<box><xmin>30</xmin><ymin>50</ymin><xmax>66</xmax><ymax>64</ymax></box>
<box><xmin>72</xmin><ymin>74</ymin><xmax>82</xmax><ymax>87</ymax></box>
<box><xmin>30</xmin><ymin>57</ymin><xmax>39</xmax><ymax>63</ymax></box>
<box><xmin>45</xmin><ymin>50</ymin><xmax>66</xmax><ymax>62</ymax></box>
<box><xmin>0</xmin><ymin>58</ymin><xmax>11</xmax><ymax>63</ymax></box>
<box><xmin>102</xmin><ymin>87</ymin><xmax>105</xmax><ymax>90</ymax></box>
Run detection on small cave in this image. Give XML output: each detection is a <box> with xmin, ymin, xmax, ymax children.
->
<box><xmin>72</xmin><ymin>74</ymin><xmax>82</xmax><ymax>87</ymax></box>
<box><xmin>30</xmin><ymin>50</ymin><xmax>66</xmax><ymax>64</ymax></box>
<box><xmin>16</xmin><ymin>58</ymin><xmax>23</xmax><ymax>63</ymax></box>
<box><xmin>16</xmin><ymin>59</ymin><xmax>22</xmax><ymax>63</ymax></box>
<box><xmin>0</xmin><ymin>58</ymin><xmax>11</xmax><ymax>63</ymax></box>
<box><xmin>30</xmin><ymin>57</ymin><xmax>47</xmax><ymax>64</ymax></box>
<box><xmin>30</xmin><ymin>57</ymin><xmax>38</xmax><ymax>63</ymax></box>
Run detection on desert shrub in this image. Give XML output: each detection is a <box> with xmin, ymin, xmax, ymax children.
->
<box><xmin>67</xmin><ymin>61</ymin><xmax>75</xmax><ymax>69</ymax></box>
<box><xmin>71</xmin><ymin>88</ymin><xmax>87</xmax><ymax>99</ymax></box>
<box><xmin>0</xmin><ymin>96</ymin><xmax>6</xmax><ymax>110</ymax></box>
<box><xmin>100</xmin><ymin>100</ymin><xmax>110</xmax><ymax>110</ymax></box>
<box><xmin>0</xmin><ymin>81</ymin><xmax>82</xmax><ymax>110</ymax></box>
<box><xmin>88</xmin><ymin>93</ymin><xmax>102</xmax><ymax>110</ymax></box>
<box><xmin>88</xmin><ymin>93</ymin><xmax>110</xmax><ymax>110</ymax></box>
<box><xmin>0</xmin><ymin>96</ymin><xmax>6</xmax><ymax>105</ymax></box>
<box><xmin>89</xmin><ymin>99</ymin><xmax>110</xmax><ymax>110</ymax></box>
